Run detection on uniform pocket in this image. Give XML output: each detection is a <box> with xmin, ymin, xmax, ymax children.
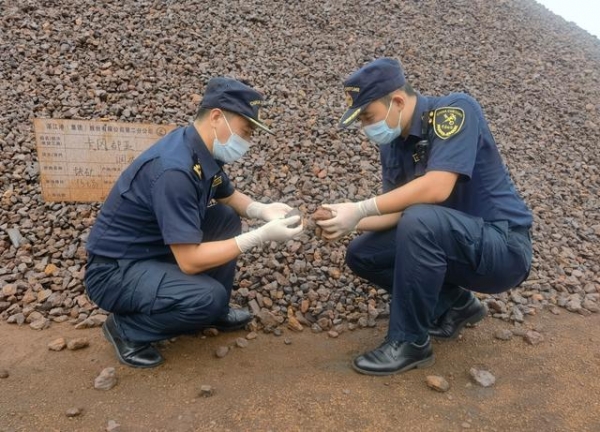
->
<box><xmin>449</xmin><ymin>217</ymin><xmax>484</xmax><ymax>270</ymax></box>
<box><xmin>380</xmin><ymin>143</ymin><xmax>409</xmax><ymax>191</ymax></box>
<box><xmin>123</xmin><ymin>262</ymin><xmax>167</xmax><ymax>314</ymax></box>
<box><xmin>508</xmin><ymin>231</ymin><xmax>533</xmax><ymax>285</ymax></box>
<box><xmin>476</xmin><ymin>221</ymin><xmax>509</xmax><ymax>275</ymax></box>
<box><xmin>84</xmin><ymin>261</ymin><xmax>122</xmax><ymax>312</ymax></box>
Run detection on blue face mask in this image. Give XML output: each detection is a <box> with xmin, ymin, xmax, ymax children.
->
<box><xmin>212</xmin><ymin>115</ymin><xmax>251</xmax><ymax>164</ymax></box>
<box><xmin>363</xmin><ymin>102</ymin><xmax>402</xmax><ymax>146</ymax></box>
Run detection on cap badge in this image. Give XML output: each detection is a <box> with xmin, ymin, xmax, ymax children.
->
<box><xmin>345</xmin><ymin>92</ymin><xmax>354</xmax><ymax>108</ymax></box>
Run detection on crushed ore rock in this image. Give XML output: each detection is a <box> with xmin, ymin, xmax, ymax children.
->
<box><xmin>30</xmin><ymin>318</ymin><xmax>50</xmax><ymax>330</ymax></box>
<box><xmin>256</xmin><ymin>310</ymin><xmax>282</xmax><ymax>328</ymax></box>
<box><xmin>287</xmin><ymin>316</ymin><xmax>304</xmax><ymax>332</ymax></box>
<box><xmin>75</xmin><ymin>315</ymin><xmax>107</xmax><ymax>329</ymax></box>
<box><xmin>0</xmin><ymin>0</ymin><xmax>600</xmax><ymax>338</ymax></box>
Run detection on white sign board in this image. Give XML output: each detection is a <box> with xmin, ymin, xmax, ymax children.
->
<box><xmin>33</xmin><ymin>119</ymin><xmax>177</xmax><ymax>202</ymax></box>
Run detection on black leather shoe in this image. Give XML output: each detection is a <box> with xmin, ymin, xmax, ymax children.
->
<box><xmin>210</xmin><ymin>308</ymin><xmax>252</xmax><ymax>332</ymax></box>
<box><xmin>102</xmin><ymin>314</ymin><xmax>164</xmax><ymax>369</ymax></box>
<box><xmin>352</xmin><ymin>338</ymin><xmax>435</xmax><ymax>376</ymax></box>
<box><xmin>429</xmin><ymin>293</ymin><xmax>487</xmax><ymax>340</ymax></box>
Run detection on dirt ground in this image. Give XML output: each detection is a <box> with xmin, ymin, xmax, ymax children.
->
<box><xmin>1</xmin><ymin>310</ymin><xmax>599</xmax><ymax>432</ymax></box>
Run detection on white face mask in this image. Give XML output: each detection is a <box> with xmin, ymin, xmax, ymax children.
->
<box><xmin>212</xmin><ymin>114</ymin><xmax>251</xmax><ymax>164</ymax></box>
<box><xmin>363</xmin><ymin>101</ymin><xmax>403</xmax><ymax>146</ymax></box>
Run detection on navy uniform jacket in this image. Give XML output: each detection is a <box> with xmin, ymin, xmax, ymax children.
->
<box><xmin>86</xmin><ymin>125</ymin><xmax>235</xmax><ymax>259</ymax></box>
<box><xmin>380</xmin><ymin>93</ymin><xmax>532</xmax><ymax>228</ymax></box>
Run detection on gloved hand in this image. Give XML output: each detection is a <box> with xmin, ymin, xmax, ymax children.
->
<box><xmin>317</xmin><ymin>198</ymin><xmax>380</xmax><ymax>240</ymax></box>
<box><xmin>235</xmin><ymin>215</ymin><xmax>303</xmax><ymax>252</ymax></box>
<box><xmin>246</xmin><ymin>201</ymin><xmax>293</xmax><ymax>222</ymax></box>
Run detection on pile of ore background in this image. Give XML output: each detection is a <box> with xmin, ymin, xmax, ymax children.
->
<box><xmin>0</xmin><ymin>0</ymin><xmax>599</xmax><ymax>332</ymax></box>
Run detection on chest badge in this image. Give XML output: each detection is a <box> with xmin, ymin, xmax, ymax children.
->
<box><xmin>433</xmin><ymin>107</ymin><xmax>465</xmax><ymax>139</ymax></box>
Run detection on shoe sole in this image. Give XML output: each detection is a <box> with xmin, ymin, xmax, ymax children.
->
<box><xmin>431</xmin><ymin>305</ymin><xmax>488</xmax><ymax>341</ymax></box>
<box><xmin>351</xmin><ymin>355</ymin><xmax>436</xmax><ymax>376</ymax></box>
<box><xmin>208</xmin><ymin>319</ymin><xmax>253</xmax><ymax>333</ymax></box>
<box><xmin>102</xmin><ymin>322</ymin><xmax>164</xmax><ymax>369</ymax></box>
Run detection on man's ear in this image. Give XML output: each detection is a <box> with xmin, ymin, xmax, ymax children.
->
<box><xmin>209</xmin><ymin>108</ymin><xmax>223</xmax><ymax>128</ymax></box>
<box><xmin>391</xmin><ymin>93</ymin><xmax>406</xmax><ymax>110</ymax></box>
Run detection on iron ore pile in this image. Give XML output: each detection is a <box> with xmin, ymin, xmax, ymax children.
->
<box><xmin>1</xmin><ymin>0</ymin><xmax>599</xmax><ymax>334</ymax></box>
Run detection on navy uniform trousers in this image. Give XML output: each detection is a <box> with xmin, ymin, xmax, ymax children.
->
<box><xmin>85</xmin><ymin>204</ymin><xmax>241</xmax><ymax>343</ymax></box>
<box><xmin>346</xmin><ymin>204</ymin><xmax>532</xmax><ymax>343</ymax></box>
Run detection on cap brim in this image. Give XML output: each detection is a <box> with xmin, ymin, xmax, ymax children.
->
<box><xmin>338</xmin><ymin>106</ymin><xmax>363</xmax><ymax>129</ymax></box>
<box><xmin>243</xmin><ymin>115</ymin><xmax>275</xmax><ymax>135</ymax></box>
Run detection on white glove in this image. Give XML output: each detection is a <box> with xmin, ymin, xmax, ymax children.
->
<box><xmin>235</xmin><ymin>215</ymin><xmax>303</xmax><ymax>253</ymax></box>
<box><xmin>317</xmin><ymin>198</ymin><xmax>380</xmax><ymax>240</ymax></box>
<box><xmin>246</xmin><ymin>201</ymin><xmax>293</xmax><ymax>222</ymax></box>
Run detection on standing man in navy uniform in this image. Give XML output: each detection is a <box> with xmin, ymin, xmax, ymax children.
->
<box><xmin>318</xmin><ymin>58</ymin><xmax>532</xmax><ymax>376</ymax></box>
<box><xmin>85</xmin><ymin>77</ymin><xmax>303</xmax><ymax>368</ymax></box>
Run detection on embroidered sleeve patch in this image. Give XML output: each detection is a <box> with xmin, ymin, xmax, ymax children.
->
<box><xmin>433</xmin><ymin>107</ymin><xmax>465</xmax><ymax>140</ymax></box>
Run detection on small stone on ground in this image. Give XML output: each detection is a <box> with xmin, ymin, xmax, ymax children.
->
<box><xmin>65</xmin><ymin>407</ymin><xmax>81</xmax><ymax>417</ymax></box>
<box><xmin>48</xmin><ymin>337</ymin><xmax>67</xmax><ymax>351</ymax></box>
<box><xmin>494</xmin><ymin>329</ymin><xmax>513</xmax><ymax>341</ymax></box>
<box><xmin>199</xmin><ymin>385</ymin><xmax>214</xmax><ymax>397</ymax></box>
<box><xmin>215</xmin><ymin>346</ymin><xmax>229</xmax><ymax>358</ymax></box>
<box><xmin>94</xmin><ymin>367</ymin><xmax>118</xmax><ymax>391</ymax></box>
<box><xmin>426</xmin><ymin>375</ymin><xmax>450</xmax><ymax>392</ymax></box>
<box><xmin>106</xmin><ymin>420</ymin><xmax>121</xmax><ymax>432</ymax></box>
<box><xmin>469</xmin><ymin>367</ymin><xmax>496</xmax><ymax>387</ymax></box>
<box><xmin>67</xmin><ymin>337</ymin><xmax>89</xmax><ymax>350</ymax></box>
<box><xmin>524</xmin><ymin>330</ymin><xmax>544</xmax><ymax>345</ymax></box>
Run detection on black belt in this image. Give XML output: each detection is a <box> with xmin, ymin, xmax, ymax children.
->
<box><xmin>87</xmin><ymin>254</ymin><xmax>117</xmax><ymax>265</ymax></box>
<box><xmin>510</xmin><ymin>226</ymin><xmax>530</xmax><ymax>237</ymax></box>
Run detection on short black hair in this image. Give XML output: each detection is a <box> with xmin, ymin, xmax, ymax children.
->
<box><xmin>195</xmin><ymin>107</ymin><xmax>210</xmax><ymax>120</ymax></box>
<box><xmin>195</xmin><ymin>107</ymin><xmax>235</xmax><ymax>121</ymax></box>
<box><xmin>378</xmin><ymin>82</ymin><xmax>416</xmax><ymax>105</ymax></box>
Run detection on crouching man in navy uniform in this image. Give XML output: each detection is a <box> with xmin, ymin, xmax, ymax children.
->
<box><xmin>318</xmin><ymin>58</ymin><xmax>533</xmax><ymax>376</ymax></box>
<box><xmin>85</xmin><ymin>78</ymin><xmax>303</xmax><ymax>368</ymax></box>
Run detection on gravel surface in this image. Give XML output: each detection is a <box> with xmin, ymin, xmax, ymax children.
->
<box><xmin>0</xmin><ymin>0</ymin><xmax>599</xmax><ymax>332</ymax></box>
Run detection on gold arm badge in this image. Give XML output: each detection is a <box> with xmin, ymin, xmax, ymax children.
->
<box><xmin>433</xmin><ymin>107</ymin><xmax>465</xmax><ymax>140</ymax></box>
